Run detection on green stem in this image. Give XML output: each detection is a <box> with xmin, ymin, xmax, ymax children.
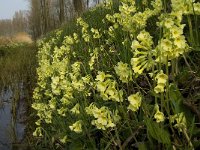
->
<box><xmin>114</xmin><ymin>126</ymin><xmax>123</xmax><ymax>150</ymax></box>
<box><xmin>187</xmin><ymin>16</ymin><xmax>195</xmax><ymax>46</ymax></box>
<box><xmin>165</xmin><ymin>58</ymin><xmax>170</xmax><ymax>115</ymax></box>
<box><xmin>183</xmin><ymin>129</ymin><xmax>194</xmax><ymax>150</ymax></box>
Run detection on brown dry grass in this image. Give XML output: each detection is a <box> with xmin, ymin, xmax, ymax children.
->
<box><xmin>0</xmin><ymin>36</ymin><xmax>12</xmax><ymax>45</ymax></box>
<box><xmin>0</xmin><ymin>32</ymin><xmax>32</xmax><ymax>45</ymax></box>
<box><xmin>12</xmin><ymin>32</ymin><xmax>33</xmax><ymax>43</ymax></box>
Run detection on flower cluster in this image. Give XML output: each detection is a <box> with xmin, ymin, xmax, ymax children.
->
<box><xmin>77</xmin><ymin>17</ymin><xmax>90</xmax><ymax>42</ymax></box>
<box><xmin>171</xmin><ymin>0</ymin><xmax>200</xmax><ymax>15</ymax></box>
<box><xmin>96</xmin><ymin>71</ymin><xmax>123</xmax><ymax>102</ymax></box>
<box><xmin>85</xmin><ymin>103</ymin><xmax>120</xmax><ymax>130</ymax></box>
<box><xmin>91</xmin><ymin>28</ymin><xmax>101</xmax><ymax>39</ymax></box>
<box><xmin>156</xmin><ymin>13</ymin><xmax>189</xmax><ymax>62</ymax></box>
<box><xmin>114</xmin><ymin>61</ymin><xmax>132</xmax><ymax>83</ymax></box>
<box><xmin>88</xmin><ymin>47</ymin><xmax>99</xmax><ymax>70</ymax></box>
<box><xmin>131</xmin><ymin>30</ymin><xmax>155</xmax><ymax>74</ymax></box>
<box><xmin>32</xmin><ymin>0</ymin><xmax>200</xmax><ymax>148</ymax></box>
<box><xmin>154</xmin><ymin>70</ymin><xmax>168</xmax><ymax>93</ymax></box>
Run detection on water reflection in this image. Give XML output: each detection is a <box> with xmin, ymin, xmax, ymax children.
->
<box><xmin>0</xmin><ymin>85</ymin><xmax>26</xmax><ymax>150</ymax></box>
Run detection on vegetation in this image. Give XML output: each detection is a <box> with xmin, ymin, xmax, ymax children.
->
<box><xmin>31</xmin><ymin>0</ymin><xmax>200</xmax><ymax>149</ymax></box>
<box><xmin>29</xmin><ymin>0</ymin><xmax>101</xmax><ymax>39</ymax></box>
<box><xmin>0</xmin><ymin>38</ymin><xmax>36</xmax><ymax>110</ymax></box>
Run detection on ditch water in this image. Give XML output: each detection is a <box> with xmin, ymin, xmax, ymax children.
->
<box><xmin>0</xmin><ymin>83</ymin><xmax>27</xmax><ymax>150</ymax></box>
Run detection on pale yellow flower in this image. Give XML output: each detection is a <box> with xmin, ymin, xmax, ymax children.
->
<box><xmin>69</xmin><ymin>120</ymin><xmax>82</xmax><ymax>133</ymax></box>
<box><xmin>154</xmin><ymin>104</ymin><xmax>165</xmax><ymax>123</ymax></box>
<box><xmin>96</xmin><ymin>71</ymin><xmax>107</xmax><ymax>82</ymax></box>
<box><xmin>127</xmin><ymin>92</ymin><xmax>142</xmax><ymax>112</ymax></box>
<box><xmin>156</xmin><ymin>71</ymin><xmax>168</xmax><ymax>84</ymax></box>
<box><xmin>170</xmin><ymin>112</ymin><xmax>187</xmax><ymax>132</ymax></box>
<box><xmin>154</xmin><ymin>83</ymin><xmax>165</xmax><ymax>93</ymax></box>
<box><xmin>170</xmin><ymin>25</ymin><xmax>183</xmax><ymax>38</ymax></box>
<box><xmin>70</xmin><ymin>103</ymin><xmax>80</xmax><ymax>114</ymax></box>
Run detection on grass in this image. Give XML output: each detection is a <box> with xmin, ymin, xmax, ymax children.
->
<box><xmin>0</xmin><ymin>43</ymin><xmax>36</xmax><ymax>89</ymax></box>
<box><xmin>0</xmin><ymin>40</ymin><xmax>37</xmax><ymax>149</ymax></box>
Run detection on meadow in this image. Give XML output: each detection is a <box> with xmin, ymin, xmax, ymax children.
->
<box><xmin>31</xmin><ymin>0</ymin><xmax>200</xmax><ymax>149</ymax></box>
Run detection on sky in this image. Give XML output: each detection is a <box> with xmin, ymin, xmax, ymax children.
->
<box><xmin>0</xmin><ymin>0</ymin><xmax>29</xmax><ymax>19</ymax></box>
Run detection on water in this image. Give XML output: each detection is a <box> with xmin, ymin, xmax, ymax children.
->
<box><xmin>0</xmin><ymin>85</ymin><xmax>26</xmax><ymax>150</ymax></box>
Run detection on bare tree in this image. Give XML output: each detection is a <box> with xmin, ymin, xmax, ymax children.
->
<box><xmin>29</xmin><ymin>0</ymin><xmax>42</xmax><ymax>38</ymax></box>
<box><xmin>59</xmin><ymin>0</ymin><xmax>65</xmax><ymax>24</ymax></box>
<box><xmin>27</xmin><ymin>0</ymin><xmax>102</xmax><ymax>38</ymax></box>
<box><xmin>73</xmin><ymin>0</ymin><xmax>85</xmax><ymax>16</ymax></box>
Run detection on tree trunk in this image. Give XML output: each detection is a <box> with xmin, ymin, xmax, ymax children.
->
<box><xmin>73</xmin><ymin>0</ymin><xmax>84</xmax><ymax>16</ymax></box>
<box><xmin>59</xmin><ymin>0</ymin><xmax>65</xmax><ymax>24</ymax></box>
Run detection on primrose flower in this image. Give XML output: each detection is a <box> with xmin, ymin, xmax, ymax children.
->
<box><xmin>89</xmin><ymin>48</ymin><xmax>98</xmax><ymax>70</ymax></box>
<box><xmin>132</xmin><ymin>64</ymin><xmax>146</xmax><ymax>75</ymax></box>
<box><xmin>160</xmin><ymin>39</ymin><xmax>172</xmax><ymax>53</ymax></box>
<box><xmin>164</xmin><ymin>18</ymin><xmax>174</xmax><ymax>28</ymax></box>
<box><xmin>33</xmin><ymin>127</ymin><xmax>43</xmax><ymax>137</ymax></box>
<box><xmin>72</xmin><ymin>80</ymin><xmax>85</xmax><ymax>91</ymax></box>
<box><xmin>151</xmin><ymin>0</ymin><xmax>163</xmax><ymax>14</ymax></box>
<box><xmin>127</xmin><ymin>92</ymin><xmax>142</xmax><ymax>112</ymax></box>
<box><xmin>154</xmin><ymin>71</ymin><xmax>168</xmax><ymax>93</ymax></box>
<box><xmin>97</xmin><ymin>82</ymin><xmax>107</xmax><ymax>93</ymax></box>
<box><xmin>170</xmin><ymin>112</ymin><xmax>187</xmax><ymax>132</ymax></box>
<box><xmin>96</xmin><ymin>71</ymin><xmax>107</xmax><ymax>82</ymax></box>
<box><xmin>156</xmin><ymin>71</ymin><xmax>168</xmax><ymax>84</ymax></box>
<box><xmin>70</xmin><ymin>103</ymin><xmax>80</xmax><ymax>114</ymax></box>
<box><xmin>72</xmin><ymin>62</ymin><xmax>81</xmax><ymax>74</ymax></box>
<box><xmin>49</xmin><ymin>99</ymin><xmax>57</xmax><ymax>109</ymax></box>
<box><xmin>193</xmin><ymin>3</ymin><xmax>200</xmax><ymax>15</ymax></box>
<box><xmin>86</xmin><ymin>104</ymin><xmax>119</xmax><ymax>130</ymax></box>
<box><xmin>137</xmin><ymin>30</ymin><xmax>153</xmax><ymax>48</ymax></box>
<box><xmin>131</xmin><ymin>40</ymin><xmax>143</xmax><ymax>50</ymax></box>
<box><xmin>83</xmin><ymin>34</ymin><xmax>90</xmax><ymax>42</ymax></box>
<box><xmin>154</xmin><ymin>104</ymin><xmax>165</xmax><ymax>123</ymax></box>
<box><xmin>57</xmin><ymin>107</ymin><xmax>67</xmax><ymax>117</ymax></box>
<box><xmin>174</xmin><ymin>35</ymin><xmax>186</xmax><ymax>49</ymax></box>
<box><xmin>63</xmin><ymin>35</ymin><xmax>74</xmax><ymax>45</ymax></box>
<box><xmin>59</xmin><ymin>135</ymin><xmax>67</xmax><ymax>144</ymax></box>
<box><xmin>154</xmin><ymin>83</ymin><xmax>165</xmax><ymax>93</ymax></box>
<box><xmin>73</xmin><ymin>33</ymin><xmax>78</xmax><ymax>41</ymax></box>
<box><xmin>91</xmin><ymin>28</ymin><xmax>101</xmax><ymax>39</ymax></box>
<box><xmin>69</xmin><ymin>120</ymin><xmax>82</xmax><ymax>133</ymax></box>
<box><xmin>114</xmin><ymin>62</ymin><xmax>132</xmax><ymax>83</ymax></box>
<box><xmin>96</xmin><ymin>76</ymin><xmax>123</xmax><ymax>102</ymax></box>
<box><xmin>131</xmin><ymin>30</ymin><xmax>155</xmax><ymax>75</ymax></box>
<box><xmin>170</xmin><ymin>25</ymin><xmax>183</xmax><ymax>38</ymax></box>
<box><xmin>104</xmin><ymin>0</ymin><xmax>113</xmax><ymax>9</ymax></box>
<box><xmin>106</xmin><ymin>14</ymin><xmax>115</xmax><ymax>23</ymax></box>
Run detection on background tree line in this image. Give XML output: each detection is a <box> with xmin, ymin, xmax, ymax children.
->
<box><xmin>29</xmin><ymin>0</ymin><xmax>102</xmax><ymax>39</ymax></box>
<box><xmin>0</xmin><ymin>0</ymin><xmax>101</xmax><ymax>39</ymax></box>
<box><xmin>0</xmin><ymin>10</ymin><xmax>29</xmax><ymax>36</ymax></box>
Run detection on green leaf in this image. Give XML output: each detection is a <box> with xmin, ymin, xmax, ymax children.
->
<box><xmin>69</xmin><ymin>141</ymin><xmax>84</xmax><ymax>150</ymax></box>
<box><xmin>138</xmin><ymin>142</ymin><xmax>148</xmax><ymax>150</ymax></box>
<box><xmin>145</xmin><ymin>118</ymin><xmax>171</xmax><ymax>145</ymax></box>
<box><xmin>169</xmin><ymin>83</ymin><xmax>183</xmax><ymax>113</ymax></box>
<box><xmin>169</xmin><ymin>83</ymin><xmax>194</xmax><ymax>123</ymax></box>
